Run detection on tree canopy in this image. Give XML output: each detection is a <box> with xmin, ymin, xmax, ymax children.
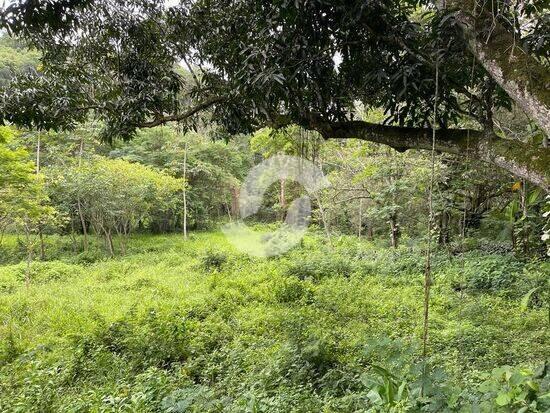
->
<box><xmin>0</xmin><ymin>0</ymin><xmax>548</xmax><ymax>188</ymax></box>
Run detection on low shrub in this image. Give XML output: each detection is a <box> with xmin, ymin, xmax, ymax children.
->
<box><xmin>285</xmin><ymin>254</ymin><xmax>354</xmax><ymax>281</ymax></box>
<box><xmin>0</xmin><ymin>329</ymin><xmax>21</xmax><ymax>366</ymax></box>
<box><xmin>463</xmin><ymin>254</ymin><xmax>524</xmax><ymax>293</ymax></box>
<box><xmin>200</xmin><ymin>249</ymin><xmax>228</xmax><ymax>271</ymax></box>
<box><xmin>273</xmin><ymin>277</ymin><xmax>313</xmax><ymax>303</ymax></box>
<box><xmin>68</xmin><ymin>249</ymin><xmax>105</xmax><ymax>265</ymax></box>
<box><xmin>516</xmin><ymin>260</ymin><xmax>550</xmax><ymax>307</ymax></box>
<box><xmin>89</xmin><ymin>309</ymin><xmax>189</xmax><ymax>371</ymax></box>
<box><xmin>353</xmin><ymin>246</ymin><xmax>425</xmax><ymax>277</ymax></box>
<box><xmin>475</xmin><ymin>365</ymin><xmax>550</xmax><ymax>412</ymax></box>
<box><xmin>12</xmin><ymin>261</ymin><xmax>82</xmax><ymax>284</ymax></box>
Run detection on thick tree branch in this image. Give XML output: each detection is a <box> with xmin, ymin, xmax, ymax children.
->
<box><xmin>445</xmin><ymin>0</ymin><xmax>550</xmax><ymax>135</ymax></box>
<box><xmin>139</xmin><ymin>96</ymin><xmax>224</xmax><ymax>128</ymax></box>
<box><xmin>312</xmin><ymin>120</ymin><xmax>550</xmax><ymax>190</ymax></box>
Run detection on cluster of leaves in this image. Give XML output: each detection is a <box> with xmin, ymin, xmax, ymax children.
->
<box><xmin>1</xmin><ymin>1</ymin><xmax>188</xmax><ymax>140</ymax></box>
<box><xmin>199</xmin><ymin>249</ymin><xmax>228</xmax><ymax>272</ymax></box>
<box><xmin>285</xmin><ymin>254</ymin><xmax>354</xmax><ymax>281</ymax></box>
<box><xmin>477</xmin><ymin>365</ymin><xmax>550</xmax><ymax>412</ymax></box>
<box><xmin>0</xmin><ymin>35</ymin><xmax>39</xmax><ymax>87</ymax></box>
<box><xmin>3</xmin><ymin>0</ymin><xmax>544</xmax><ymax>138</ymax></box>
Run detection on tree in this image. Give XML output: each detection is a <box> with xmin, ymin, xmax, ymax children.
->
<box><xmin>110</xmin><ymin>127</ymin><xmax>251</xmax><ymax>228</ymax></box>
<box><xmin>325</xmin><ymin>139</ymin><xmax>435</xmax><ymax>247</ymax></box>
<box><xmin>0</xmin><ymin>127</ymin><xmax>33</xmax><ymax>195</ymax></box>
<box><xmin>0</xmin><ymin>34</ymin><xmax>39</xmax><ymax>86</ymax></box>
<box><xmin>0</xmin><ymin>126</ymin><xmax>60</xmax><ymax>274</ymax></box>
<box><xmin>0</xmin><ymin>126</ymin><xmax>35</xmax><ymax>241</ymax></box>
<box><xmin>251</xmin><ymin>126</ymin><xmax>323</xmax><ymax>221</ymax></box>
<box><xmin>47</xmin><ymin>157</ymin><xmax>184</xmax><ymax>255</ymax></box>
<box><xmin>0</xmin><ymin>0</ymin><xmax>548</xmax><ymax>188</ymax></box>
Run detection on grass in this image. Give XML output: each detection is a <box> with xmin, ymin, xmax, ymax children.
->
<box><xmin>0</xmin><ymin>230</ymin><xmax>548</xmax><ymax>411</ymax></box>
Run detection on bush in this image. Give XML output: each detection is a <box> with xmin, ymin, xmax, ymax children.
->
<box><xmin>0</xmin><ymin>245</ymin><xmax>15</xmax><ymax>265</ymax></box>
<box><xmin>352</xmin><ymin>246</ymin><xmax>425</xmax><ymax>278</ymax></box>
<box><xmin>12</xmin><ymin>261</ymin><xmax>81</xmax><ymax>284</ymax></box>
<box><xmin>449</xmin><ymin>238</ymin><xmax>514</xmax><ymax>255</ymax></box>
<box><xmin>516</xmin><ymin>260</ymin><xmax>550</xmax><ymax>307</ymax></box>
<box><xmin>68</xmin><ymin>249</ymin><xmax>105</xmax><ymax>265</ymax></box>
<box><xmin>475</xmin><ymin>365</ymin><xmax>550</xmax><ymax>412</ymax></box>
<box><xmin>285</xmin><ymin>253</ymin><xmax>354</xmax><ymax>281</ymax></box>
<box><xmin>273</xmin><ymin>277</ymin><xmax>312</xmax><ymax>303</ymax></box>
<box><xmin>88</xmin><ymin>309</ymin><xmax>189</xmax><ymax>371</ymax></box>
<box><xmin>0</xmin><ymin>329</ymin><xmax>21</xmax><ymax>365</ymax></box>
<box><xmin>161</xmin><ymin>386</ymin><xmax>221</xmax><ymax>412</ymax></box>
<box><xmin>200</xmin><ymin>250</ymin><xmax>228</xmax><ymax>271</ymax></box>
<box><xmin>464</xmin><ymin>254</ymin><xmax>523</xmax><ymax>293</ymax></box>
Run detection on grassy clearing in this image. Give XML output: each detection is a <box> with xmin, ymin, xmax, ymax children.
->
<box><xmin>0</xmin><ymin>231</ymin><xmax>548</xmax><ymax>411</ymax></box>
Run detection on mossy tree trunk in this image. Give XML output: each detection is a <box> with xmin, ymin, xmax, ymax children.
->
<box><xmin>445</xmin><ymin>0</ymin><xmax>550</xmax><ymax>136</ymax></box>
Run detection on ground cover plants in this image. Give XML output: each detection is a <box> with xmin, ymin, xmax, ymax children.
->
<box><xmin>0</xmin><ymin>231</ymin><xmax>548</xmax><ymax>412</ymax></box>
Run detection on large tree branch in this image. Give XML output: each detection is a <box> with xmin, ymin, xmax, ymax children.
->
<box><xmin>445</xmin><ymin>0</ymin><xmax>550</xmax><ymax>135</ymax></box>
<box><xmin>312</xmin><ymin>120</ymin><xmax>550</xmax><ymax>191</ymax></box>
<box><xmin>138</xmin><ymin>96</ymin><xmax>224</xmax><ymax>128</ymax></box>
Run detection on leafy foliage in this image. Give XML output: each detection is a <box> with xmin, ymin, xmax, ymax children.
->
<box><xmin>1</xmin><ymin>0</ymin><xmax>545</xmax><ymax>138</ymax></box>
<box><xmin>0</xmin><ymin>231</ymin><xmax>548</xmax><ymax>412</ymax></box>
<box><xmin>47</xmin><ymin>157</ymin><xmax>184</xmax><ymax>254</ymax></box>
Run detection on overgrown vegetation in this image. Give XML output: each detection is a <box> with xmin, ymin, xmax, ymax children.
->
<box><xmin>0</xmin><ymin>231</ymin><xmax>548</xmax><ymax>412</ymax></box>
<box><xmin>0</xmin><ymin>2</ymin><xmax>548</xmax><ymax>411</ymax></box>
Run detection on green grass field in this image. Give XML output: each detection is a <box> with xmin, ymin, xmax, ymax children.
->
<box><xmin>0</xmin><ymin>231</ymin><xmax>548</xmax><ymax>411</ymax></box>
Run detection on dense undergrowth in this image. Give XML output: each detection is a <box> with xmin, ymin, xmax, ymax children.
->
<box><xmin>0</xmin><ymin>230</ymin><xmax>548</xmax><ymax>412</ymax></box>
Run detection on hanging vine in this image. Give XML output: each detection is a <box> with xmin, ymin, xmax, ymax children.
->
<box><xmin>421</xmin><ymin>44</ymin><xmax>439</xmax><ymax>393</ymax></box>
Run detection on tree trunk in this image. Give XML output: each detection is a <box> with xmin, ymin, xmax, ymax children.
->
<box><xmin>358</xmin><ymin>198</ymin><xmax>363</xmax><ymax>238</ymax></box>
<box><xmin>38</xmin><ymin>229</ymin><xmax>45</xmax><ymax>260</ymax></box>
<box><xmin>367</xmin><ymin>223</ymin><xmax>374</xmax><ymax>240</ymax></box>
<box><xmin>77</xmin><ymin>200</ymin><xmax>88</xmax><ymax>251</ymax></box>
<box><xmin>36</xmin><ymin>133</ymin><xmax>41</xmax><ymax>174</ymax></box>
<box><xmin>520</xmin><ymin>180</ymin><xmax>528</xmax><ymax>217</ymax></box>
<box><xmin>106</xmin><ymin>230</ymin><xmax>114</xmax><ymax>257</ymax></box>
<box><xmin>279</xmin><ymin>178</ymin><xmax>286</xmax><ymax>221</ymax></box>
<box><xmin>437</xmin><ymin>211</ymin><xmax>450</xmax><ymax>246</ymax></box>
<box><xmin>183</xmin><ymin>141</ymin><xmax>188</xmax><ymax>240</ymax></box>
<box><xmin>76</xmin><ymin>134</ymin><xmax>89</xmax><ymax>250</ymax></box>
<box><xmin>445</xmin><ymin>0</ymin><xmax>550</xmax><ymax>136</ymax></box>
<box><xmin>315</xmin><ymin>193</ymin><xmax>332</xmax><ymax>246</ymax></box>
<box><xmin>98</xmin><ymin>222</ymin><xmax>114</xmax><ymax>257</ymax></box>
<box><xmin>225</xmin><ymin>203</ymin><xmax>233</xmax><ymax>221</ymax></box>
<box><xmin>35</xmin><ymin>134</ymin><xmax>46</xmax><ymax>260</ymax></box>
<box><xmin>69</xmin><ymin>220</ymin><xmax>77</xmax><ymax>253</ymax></box>
<box><xmin>389</xmin><ymin>214</ymin><xmax>399</xmax><ymax>248</ymax></box>
<box><xmin>520</xmin><ymin>180</ymin><xmax>529</xmax><ymax>255</ymax></box>
<box><xmin>230</xmin><ymin>186</ymin><xmax>240</xmax><ymax>219</ymax></box>
<box><xmin>24</xmin><ymin>224</ymin><xmax>33</xmax><ymax>289</ymax></box>
<box><xmin>115</xmin><ymin>225</ymin><xmax>126</xmax><ymax>255</ymax></box>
